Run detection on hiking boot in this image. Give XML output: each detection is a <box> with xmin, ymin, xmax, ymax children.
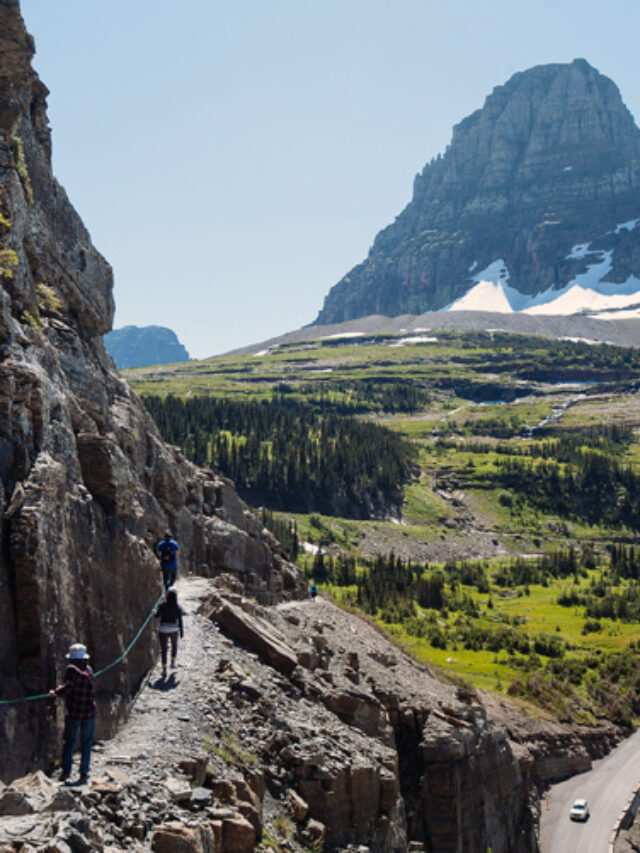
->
<box><xmin>59</xmin><ymin>771</ymin><xmax>70</xmax><ymax>782</ymax></box>
<box><xmin>162</xmin><ymin>666</ymin><xmax>167</xmax><ymax>679</ymax></box>
<box><xmin>171</xmin><ymin>658</ymin><xmax>177</xmax><ymax>669</ymax></box>
<box><xmin>79</xmin><ymin>774</ymin><xmax>89</xmax><ymax>785</ymax></box>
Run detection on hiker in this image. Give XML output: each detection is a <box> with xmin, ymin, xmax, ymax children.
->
<box><xmin>154</xmin><ymin>587</ymin><xmax>184</xmax><ymax>679</ymax></box>
<box><xmin>309</xmin><ymin>582</ymin><xmax>318</xmax><ymax>601</ymax></box>
<box><xmin>49</xmin><ymin>643</ymin><xmax>96</xmax><ymax>784</ymax></box>
<box><xmin>156</xmin><ymin>531</ymin><xmax>180</xmax><ymax>590</ymax></box>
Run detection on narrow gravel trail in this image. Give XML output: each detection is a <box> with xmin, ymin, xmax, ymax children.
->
<box><xmin>90</xmin><ymin>575</ymin><xmax>227</xmax><ymax>781</ymax></box>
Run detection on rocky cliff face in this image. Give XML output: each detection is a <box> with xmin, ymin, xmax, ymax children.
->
<box><xmin>104</xmin><ymin>325</ymin><xmax>190</xmax><ymax>369</ymax></box>
<box><xmin>315</xmin><ymin>59</ymin><xmax>640</xmax><ymax>324</ymax></box>
<box><xmin>0</xmin><ymin>0</ymin><xmax>302</xmax><ymax>780</ymax></box>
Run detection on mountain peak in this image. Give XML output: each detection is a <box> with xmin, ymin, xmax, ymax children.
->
<box><xmin>104</xmin><ymin>325</ymin><xmax>190</xmax><ymax>368</ymax></box>
<box><xmin>315</xmin><ymin>60</ymin><xmax>640</xmax><ymax>325</ymax></box>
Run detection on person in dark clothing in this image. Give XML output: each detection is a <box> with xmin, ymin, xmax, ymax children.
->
<box><xmin>50</xmin><ymin>643</ymin><xmax>96</xmax><ymax>784</ymax></box>
<box><xmin>154</xmin><ymin>587</ymin><xmax>184</xmax><ymax>679</ymax></box>
<box><xmin>156</xmin><ymin>531</ymin><xmax>180</xmax><ymax>590</ymax></box>
<box><xmin>309</xmin><ymin>582</ymin><xmax>318</xmax><ymax>601</ymax></box>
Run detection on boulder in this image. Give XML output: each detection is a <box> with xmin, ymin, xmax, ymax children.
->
<box><xmin>165</xmin><ymin>776</ymin><xmax>193</xmax><ymax>804</ymax></box>
<box><xmin>179</xmin><ymin>756</ymin><xmax>208</xmax><ymax>787</ymax></box>
<box><xmin>221</xmin><ymin>815</ymin><xmax>255</xmax><ymax>853</ymax></box>
<box><xmin>302</xmin><ymin>818</ymin><xmax>326</xmax><ymax>850</ymax></box>
<box><xmin>208</xmin><ymin>597</ymin><xmax>298</xmax><ymax>676</ymax></box>
<box><xmin>190</xmin><ymin>787</ymin><xmax>213</xmax><ymax>810</ymax></box>
<box><xmin>151</xmin><ymin>823</ymin><xmax>214</xmax><ymax>853</ymax></box>
<box><xmin>288</xmin><ymin>788</ymin><xmax>309</xmax><ymax>822</ymax></box>
<box><xmin>0</xmin><ymin>787</ymin><xmax>33</xmax><ymax>816</ymax></box>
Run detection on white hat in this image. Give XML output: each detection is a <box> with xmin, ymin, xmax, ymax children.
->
<box><xmin>66</xmin><ymin>643</ymin><xmax>90</xmax><ymax>660</ymax></box>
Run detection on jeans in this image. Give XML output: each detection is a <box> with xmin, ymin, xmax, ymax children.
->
<box><xmin>162</xmin><ymin>566</ymin><xmax>177</xmax><ymax>590</ymax></box>
<box><xmin>62</xmin><ymin>715</ymin><xmax>95</xmax><ymax>777</ymax></box>
<box><xmin>159</xmin><ymin>631</ymin><xmax>178</xmax><ymax>666</ymax></box>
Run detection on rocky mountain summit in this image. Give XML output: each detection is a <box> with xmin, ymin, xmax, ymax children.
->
<box><xmin>104</xmin><ymin>325</ymin><xmax>190</xmax><ymax>369</ymax></box>
<box><xmin>315</xmin><ymin>59</ymin><xmax>640</xmax><ymax>325</ymax></box>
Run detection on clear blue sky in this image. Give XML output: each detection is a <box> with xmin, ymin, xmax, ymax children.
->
<box><xmin>20</xmin><ymin>0</ymin><xmax>640</xmax><ymax>359</ymax></box>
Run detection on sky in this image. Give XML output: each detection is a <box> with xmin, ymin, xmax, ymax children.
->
<box><xmin>18</xmin><ymin>0</ymin><xmax>640</xmax><ymax>359</ymax></box>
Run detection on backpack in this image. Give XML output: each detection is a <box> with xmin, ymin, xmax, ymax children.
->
<box><xmin>159</xmin><ymin>541</ymin><xmax>174</xmax><ymax>563</ymax></box>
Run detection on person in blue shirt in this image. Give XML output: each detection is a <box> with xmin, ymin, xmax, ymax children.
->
<box><xmin>156</xmin><ymin>532</ymin><xmax>180</xmax><ymax>590</ymax></box>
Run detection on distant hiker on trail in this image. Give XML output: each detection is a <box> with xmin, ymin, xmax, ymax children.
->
<box><xmin>49</xmin><ymin>643</ymin><xmax>96</xmax><ymax>785</ymax></box>
<box><xmin>156</xmin><ymin>531</ymin><xmax>180</xmax><ymax>590</ymax></box>
<box><xmin>309</xmin><ymin>582</ymin><xmax>318</xmax><ymax>601</ymax></box>
<box><xmin>155</xmin><ymin>587</ymin><xmax>184</xmax><ymax>679</ymax></box>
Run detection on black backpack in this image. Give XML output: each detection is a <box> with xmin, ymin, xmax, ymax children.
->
<box><xmin>159</xmin><ymin>541</ymin><xmax>173</xmax><ymax>563</ymax></box>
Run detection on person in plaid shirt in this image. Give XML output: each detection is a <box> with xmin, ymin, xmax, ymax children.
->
<box><xmin>50</xmin><ymin>643</ymin><xmax>96</xmax><ymax>784</ymax></box>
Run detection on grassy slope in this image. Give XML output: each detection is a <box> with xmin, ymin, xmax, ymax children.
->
<box><xmin>125</xmin><ymin>329</ymin><xmax>640</xmax><ymax>718</ymax></box>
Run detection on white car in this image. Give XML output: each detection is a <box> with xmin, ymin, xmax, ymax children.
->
<box><xmin>570</xmin><ymin>798</ymin><xmax>590</xmax><ymax>821</ymax></box>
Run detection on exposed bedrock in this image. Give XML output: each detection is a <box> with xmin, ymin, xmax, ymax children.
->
<box><xmin>0</xmin><ymin>2</ymin><xmax>303</xmax><ymax>780</ymax></box>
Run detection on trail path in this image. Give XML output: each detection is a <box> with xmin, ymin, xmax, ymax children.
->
<box><xmin>0</xmin><ymin>575</ymin><xmax>265</xmax><ymax>852</ymax></box>
<box><xmin>90</xmin><ymin>576</ymin><xmax>226</xmax><ymax>779</ymax></box>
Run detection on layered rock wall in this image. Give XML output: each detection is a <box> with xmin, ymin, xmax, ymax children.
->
<box><xmin>0</xmin><ymin>1</ymin><xmax>302</xmax><ymax>781</ymax></box>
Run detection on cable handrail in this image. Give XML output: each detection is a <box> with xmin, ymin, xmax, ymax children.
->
<box><xmin>0</xmin><ymin>589</ymin><xmax>166</xmax><ymax>707</ymax></box>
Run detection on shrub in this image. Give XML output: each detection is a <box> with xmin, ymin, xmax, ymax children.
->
<box><xmin>36</xmin><ymin>283</ymin><xmax>63</xmax><ymax>316</ymax></box>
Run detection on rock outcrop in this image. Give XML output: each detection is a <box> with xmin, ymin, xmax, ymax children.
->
<box><xmin>315</xmin><ymin>59</ymin><xmax>640</xmax><ymax>325</ymax></box>
<box><xmin>104</xmin><ymin>325</ymin><xmax>190</xmax><ymax>369</ymax></box>
<box><xmin>0</xmin><ymin>0</ymin><xmax>303</xmax><ymax>781</ymax></box>
<box><xmin>202</xmin><ymin>586</ymin><xmax>622</xmax><ymax>852</ymax></box>
<box><xmin>0</xmin><ymin>571</ymin><xmax>627</xmax><ymax>853</ymax></box>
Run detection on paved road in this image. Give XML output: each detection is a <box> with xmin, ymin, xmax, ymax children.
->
<box><xmin>539</xmin><ymin>728</ymin><xmax>640</xmax><ymax>853</ymax></box>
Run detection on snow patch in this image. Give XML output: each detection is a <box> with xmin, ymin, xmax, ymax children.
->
<box><xmin>567</xmin><ymin>243</ymin><xmax>591</xmax><ymax>260</ymax></box>
<box><xmin>563</xmin><ymin>165</ymin><xmax>573</xmax><ymax>172</ymax></box>
<box><xmin>523</xmin><ymin>258</ymin><xmax>640</xmax><ymax>317</ymax></box>
<box><xmin>253</xmin><ymin>349</ymin><xmax>271</xmax><ymax>357</ymax></box>
<box><xmin>471</xmin><ymin>259</ymin><xmax>510</xmax><ymax>285</ymax></box>
<box><xmin>468</xmin><ymin>260</ymin><xmax>478</xmax><ymax>272</ymax></box>
<box><xmin>589</xmin><ymin>306</ymin><xmax>640</xmax><ymax>320</ymax></box>
<box><xmin>448</xmin><ymin>260</ymin><xmax>515</xmax><ymax>312</ymax></box>
<box><xmin>449</xmin><ymin>280</ymin><xmax>513</xmax><ymax>313</ymax></box>
<box><xmin>320</xmin><ymin>332</ymin><xmax>365</xmax><ymax>340</ymax></box>
<box><xmin>559</xmin><ymin>337</ymin><xmax>605</xmax><ymax>345</ymax></box>
<box><xmin>446</xmin><ymin>238</ymin><xmax>640</xmax><ymax>320</ymax></box>
<box><xmin>390</xmin><ymin>335</ymin><xmax>439</xmax><ymax>347</ymax></box>
<box><xmin>614</xmin><ymin>218</ymin><xmax>639</xmax><ymax>234</ymax></box>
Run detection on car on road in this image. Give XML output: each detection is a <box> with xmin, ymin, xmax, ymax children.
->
<box><xmin>569</xmin><ymin>798</ymin><xmax>590</xmax><ymax>821</ymax></box>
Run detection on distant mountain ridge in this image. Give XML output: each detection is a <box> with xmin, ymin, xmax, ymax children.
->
<box><xmin>105</xmin><ymin>325</ymin><xmax>190</xmax><ymax>368</ymax></box>
<box><xmin>315</xmin><ymin>59</ymin><xmax>640</xmax><ymax>325</ymax></box>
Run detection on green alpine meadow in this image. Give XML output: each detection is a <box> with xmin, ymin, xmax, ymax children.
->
<box><xmin>127</xmin><ymin>328</ymin><xmax>640</xmax><ymax>724</ymax></box>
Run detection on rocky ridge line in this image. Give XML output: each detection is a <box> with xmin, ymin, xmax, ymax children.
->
<box><xmin>104</xmin><ymin>325</ymin><xmax>190</xmax><ymax>369</ymax></box>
